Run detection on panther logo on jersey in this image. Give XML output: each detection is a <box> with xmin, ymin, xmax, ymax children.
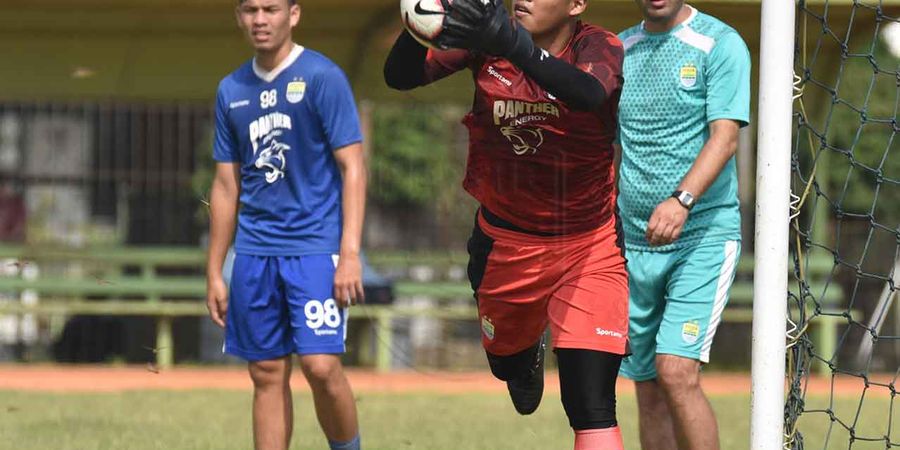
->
<box><xmin>254</xmin><ymin>130</ymin><xmax>291</xmax><ymax>183</ymax></box>
<box><xmin>500</xmin><ymin>126</ymin><xmax>544</xmax><ymax>155</ymax></box>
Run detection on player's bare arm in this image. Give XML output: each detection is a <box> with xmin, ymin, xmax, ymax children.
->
<box><xmin>646</xmin><ymin>119</ymin><xmax>740</xmax><ymax>246</ymax></box>
<box><xmin>333</xmin><ymin>143</ymin><xmax>367</xmax><ymax>307</ymax></box>
<box><xmin>206</xmin><ymin>162</ymin><xmax>240</xmax><ymax>327</ymax></box>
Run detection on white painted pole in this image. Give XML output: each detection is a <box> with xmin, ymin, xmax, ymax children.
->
<box><xmin>751</xmin><ymin>0</ymin><xmax>796</xmax><ymax>448</ymax></box>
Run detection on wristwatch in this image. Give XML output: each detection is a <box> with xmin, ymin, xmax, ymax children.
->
<box><xmin>672</xmin><ymin>190</ymin><xmax>695</xmax><ymax>211</ymax></box>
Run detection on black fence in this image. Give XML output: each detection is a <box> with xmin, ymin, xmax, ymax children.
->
<box><xmin>0</xmin><ymin>102</ymin><xmax>212</xmax><ymax>246</ymax></box>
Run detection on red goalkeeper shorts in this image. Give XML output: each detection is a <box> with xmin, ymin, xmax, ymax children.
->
<box><xmin>467</xmin><ymin>209</ymin><xmax>629</xmax><ymax>356</ymax></box>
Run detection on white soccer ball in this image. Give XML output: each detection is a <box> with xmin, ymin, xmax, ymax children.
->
<box><xmin>400</xmin><ymin>0</ymin><xmax>452</xmax><ymax>49</ymax></box>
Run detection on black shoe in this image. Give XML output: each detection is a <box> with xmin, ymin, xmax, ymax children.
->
<box><xmin>506</xmin><ymin>335</ymin><xmax>546</xmax><ymax>415</ymax></box>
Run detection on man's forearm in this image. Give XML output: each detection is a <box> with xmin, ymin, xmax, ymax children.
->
<box><xmin>207</xmin><ymin>183</ymin><xmax>238</xmax><ymax>280</ymax></box>
<box><xmin>677</xmin><ymin>122</ymin><xmax>739</xmax><ymax>199</ymax></box>
<box><xmin>339</xmin><ymin>160</ymin><xmax>366</xmax><ymax>257</ymax></box>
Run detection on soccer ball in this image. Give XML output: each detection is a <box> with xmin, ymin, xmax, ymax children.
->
<box><xmin>400</xmin><ymin>0</ymin><xmax>452</xmax><ymax>49</ymax></box>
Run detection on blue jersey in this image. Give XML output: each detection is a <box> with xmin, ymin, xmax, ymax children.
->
<box><xmin>214</xmin><ymin>45</ymin><xmax>362</xmax><ymax>256</ymax></box>
<box><xmin>617</xmin><ymin>7</ymin><xmax>750</xmax><ymax>251</ymax></box>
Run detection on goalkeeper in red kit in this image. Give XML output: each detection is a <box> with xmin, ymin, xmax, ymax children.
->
<box><xmin>384</xmin><ymin>1</ymin><xmax>627</xmax><ymax>449</ymax></box>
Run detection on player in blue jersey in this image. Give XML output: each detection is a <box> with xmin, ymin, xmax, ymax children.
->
<box><xmin>617</xmin><ymin>0</ymin><xmax>750</xmax><ymax>448</ymax></box>
<box><xmin>205</xmin><ymin>1</ymin><xmax>365</xmax><ymax>449</ymax></box>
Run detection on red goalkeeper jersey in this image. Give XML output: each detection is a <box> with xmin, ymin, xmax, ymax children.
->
<box><xmin>424</xmin><ymin>21</ymin><xmax>624</xmax><ymax>235</ymax></box>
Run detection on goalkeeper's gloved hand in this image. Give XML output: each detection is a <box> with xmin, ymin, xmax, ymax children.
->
<box><xmin>437</xmin><ymin>0</ymin><xmax>536</xmax><ymax>62</ymax></box>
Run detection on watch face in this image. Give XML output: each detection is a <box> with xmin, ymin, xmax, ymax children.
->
<box><xmin>676</xmin><ymin>191</ymin><xmax>694</xmax><ymax>209</ymax></box>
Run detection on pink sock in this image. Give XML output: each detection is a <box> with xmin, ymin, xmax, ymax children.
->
<box><xmin>574</xmin><ymin>427</ymin><xmax>624</xmax><ymax>450</ymax></box>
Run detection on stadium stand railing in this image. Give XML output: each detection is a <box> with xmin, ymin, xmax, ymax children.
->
<box><xmin>0</xmin><ymin>245</ymin><xmax>843</xmax><ymax>372</ymax></box>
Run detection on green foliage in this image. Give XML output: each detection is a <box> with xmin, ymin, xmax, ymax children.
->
<box><xmin>369</xmin><ymin>104</ymin><xmax>463</xmax><ymax>209</ymax></box>
<box><xmin>191</xmin><ymin>129</ymin><xmax>215</xmax><ymax>227</ymax></box>
<box><xmin>191</xmin><ymin>104</ymin><xmax>465</xmax><ymax>211</ymax></box>
<box><xmin>823</xmin><ymin>40</ymin><xmax>900</xmax><ymax>226</ymax></box>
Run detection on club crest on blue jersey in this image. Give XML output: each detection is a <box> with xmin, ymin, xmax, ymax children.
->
<box><xmin>287</xmin><ymin>80</ymin><xmax>306</xmax><ymax>104</ymax></box>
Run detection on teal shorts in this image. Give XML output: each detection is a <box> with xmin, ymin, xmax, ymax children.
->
<box><xmin>619</xmin><ymin>240</ymin><xmax>741</xmax><ymax>381</ymax></box>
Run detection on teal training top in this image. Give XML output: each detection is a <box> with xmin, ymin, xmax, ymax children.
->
<box><xmin>617</xmin><ymin>7</ymin><xmax>751</xmax><ymax>252</ymax></box>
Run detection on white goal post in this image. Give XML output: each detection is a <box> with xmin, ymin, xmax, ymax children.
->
<box><xmin>751</xmin><ymin>0</ymin><xmax>797</xmax><ymax>448</ymax></box>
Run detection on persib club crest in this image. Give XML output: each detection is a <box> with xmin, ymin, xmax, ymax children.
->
<box><xmin>680</xmin><ymin>64</ymin><xmax>698</xmax><ymax>88</ymax></box>
<box><xmin>286</xmin><ymin>80</ymin><xmax>306</xmax><ymax>104</ymax></box>
<box><xmin>481</xmin><ymin>316</ymin><xmax>496</xmax><ymax>341</ymax></box>
<box><xmin>681</xmin><ymin>320</ymin><xmax>700</xmax><ymax>344</ymax></box>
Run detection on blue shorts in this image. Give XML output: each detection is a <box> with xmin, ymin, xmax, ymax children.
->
<box><xmin>619</xmin><ymin>240</ymin><xmax>741</xmax><ymax>381</ymax></box>
<box><xmin>224</xmin><ymin>254</ymin><xmax>348</xmax><ymax>361</ymax></box>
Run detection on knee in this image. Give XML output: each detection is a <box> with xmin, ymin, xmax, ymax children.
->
<box><xmin>563</xmin><ymin>392</ymin><xmax>617</xmax><ymax>430</ymax></box>
<box><xmin>635</xmin><ymin>380</ymin><xmax>664</xmax><ymax>402</ymax></box>
<box><xmin>248</xmin><ymin>359</ymin><xmax>290</xmax><ymax>389</ymax></box>
<box><xmin>299</xmin><ymin>355</ymin><xmax>342</xmax><ymax>387</ymax></box>
<box><xmin>655</xmin><ymin>357</ymin><xmax>701</xmax><ymax>395</ymax></box>
<box><xmin>486</xmin><ymin>339</ymin><xmax>544</xmax><ymax>381</ymax></box>
<box><xmin>635</xmin><ymin>380</ymin><xmax>668</xmax><ymax>412</ymax></box>
<box><xmin>486</xmin><ymin>353</ymin><xmax>520</xmax><ymax>381</ymax></box>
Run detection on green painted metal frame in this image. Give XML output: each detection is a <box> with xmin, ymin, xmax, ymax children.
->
<box><xmin>0</xmin><ymin>246</ymin><xmax>845</xmax><ymax>372</ymax></box>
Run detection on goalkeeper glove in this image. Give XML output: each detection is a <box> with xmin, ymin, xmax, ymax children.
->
<box><xmin>437</xmin><ymin>0</ymin><xmax>536</xmax><ymax>62</ymax></box>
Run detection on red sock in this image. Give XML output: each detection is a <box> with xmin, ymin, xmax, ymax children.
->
<box><xmin>574</xmin><ymin>427</ymin><xmax>624</xmax><ymax>450</ymax></box>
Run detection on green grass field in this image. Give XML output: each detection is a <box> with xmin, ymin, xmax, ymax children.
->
<box><xmin>0</xmin><ymin>390</ymin><xmax>893</xmax><ymax>450</ymax></box>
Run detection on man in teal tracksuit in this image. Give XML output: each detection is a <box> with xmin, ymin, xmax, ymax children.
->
<box><xmin>617</xmin><ymin>1</ymin><xmax>751</xmax><ymax>448</ymax></box>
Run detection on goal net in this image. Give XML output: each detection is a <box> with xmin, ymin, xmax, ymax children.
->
<box><xmin>787</xmin><ymin>0</ymin><xmax>900</xmax><ymax>448</ymax></box>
